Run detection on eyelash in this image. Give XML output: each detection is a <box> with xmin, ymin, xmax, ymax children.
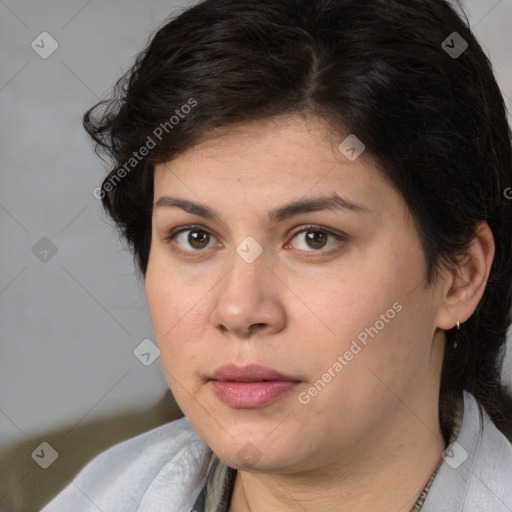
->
<box><xmin>163</xmin><ymin>224</ymin><xmax>347</xmax><ymax>257</ymax></box>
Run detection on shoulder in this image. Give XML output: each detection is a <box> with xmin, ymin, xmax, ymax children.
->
<box><xmin>424</xmin><ymin>391</ymin><xmax>512</xmax><ymax>512</ymax></box>
<box><xmin>465</xmin><ymin>396</ymin><xmax>512</xmax><ymax>510</ymax></box>
<box><xmin>41</xmin><ymin>416</ymin><xmax>213</xmax><ymax>512</ymax></box>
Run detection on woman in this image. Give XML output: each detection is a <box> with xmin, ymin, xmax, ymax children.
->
<box><xmin>41</xmin><ymin>0</ymin><xmax>512</xmax><ymax>510</ymax></box>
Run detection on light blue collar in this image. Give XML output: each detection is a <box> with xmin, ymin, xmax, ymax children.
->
<box><xmin>423</xmin><ymin>391</ymin><xmax>512</xmax><ymax>511</ymax></box>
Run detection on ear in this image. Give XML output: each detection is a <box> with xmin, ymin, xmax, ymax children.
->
<box><xmin>435</xmin><ymin>221</ymin><xmax>495</xmax><ymax>330</ymax></box>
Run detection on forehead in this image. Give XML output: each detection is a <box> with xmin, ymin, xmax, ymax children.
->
<box><xmin>154</xmin><ymin>115</ymin><xmax>378</xmax><ymax>186</ymax></box>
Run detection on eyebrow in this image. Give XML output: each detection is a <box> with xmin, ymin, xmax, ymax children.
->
<box><xmin>154</xmin><ymin>193</ymin><xmax>372</xmax><ymax>224</ymax></box>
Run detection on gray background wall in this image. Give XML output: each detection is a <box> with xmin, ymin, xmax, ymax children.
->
<box><xmin>1</xmin><ymin>0</ymin><xmax>511</xmax><ymax>510</ymax></box>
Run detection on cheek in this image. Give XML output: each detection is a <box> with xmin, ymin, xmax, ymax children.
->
<box><xmin>301</xmin><ymin>267</ymin><xmax>425</xmax><ymax>399</ymax></box>
<box><xmin>145</xmin><ymin>271</ymin><xmax>201</xmax><ymax>410</ymax></box>
<box><xmin>298</xmin><ymin>308</ymin><xmax>422</xmax><ymax>438</ymax></box>
<box><xmin>145</xmin><ymin>256</ymin><xmax>194</xmax><ymax>335</ymax></box>
<box><xmin>298</xmin><ymin>270</ymin><xmax>400</xmax><ymax>353</ymax></box>
<box><xmin>145</xmin><ymin>269</ymin><xmax>170</xmax><ymax>338</ymax></box>
<box><xmin>145</xmin><ymin>264</ymin><xmax>207</xmax><ymax>375</ymax></box>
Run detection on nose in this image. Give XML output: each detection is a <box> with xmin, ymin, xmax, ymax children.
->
<box><xmin>209</xmin><ymin>247</ymin><xmax>286</xmax><ymax>339</ymax></box>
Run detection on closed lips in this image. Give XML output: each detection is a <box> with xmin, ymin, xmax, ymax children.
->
<box><xmin>210</xmin><ymin>363</ymin><xmax>300</xmax><ymax>382</ymax></box>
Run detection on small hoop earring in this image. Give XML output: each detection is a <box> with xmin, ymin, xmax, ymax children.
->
<box><xmin>456</xmin><ymin>321</ymin><xmax>460</xmax><ymax>330</ymax></box>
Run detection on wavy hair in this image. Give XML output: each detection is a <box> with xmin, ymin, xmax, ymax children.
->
<box><xmin>83</xmin><ymin>0</ymin><xmax>512</xmax><ymax>442</ymax></box>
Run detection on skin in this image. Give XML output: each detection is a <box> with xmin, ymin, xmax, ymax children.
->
<box><xmin>145</xmin><ymin>114</ymin><xmax>494</xmax><ymax>511</ymax></box>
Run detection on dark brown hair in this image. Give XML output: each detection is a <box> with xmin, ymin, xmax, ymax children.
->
<box><xmin>84</xmin><ymin>0</ymin><xmax>512</xmax><ymax>442</ymax></box>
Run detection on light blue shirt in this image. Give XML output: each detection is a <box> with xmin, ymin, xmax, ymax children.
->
<box><xmin>423</xmin><ymin>391</ymin><xmax>512</xmax><ymax>511</ymax></box>
<box><xmin>40</xmin><ymin>391</ymin><xmax>512</xmax><ymax>511</ymax></box>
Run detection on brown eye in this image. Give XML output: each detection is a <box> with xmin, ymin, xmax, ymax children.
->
<box><xmin>288</xmin><ymin>226</ymin><xmax>344</xmax><ymax>252</ymax></box>
<box><xmin>172</xmin><ymin>228</ymin><xmax>216</xmax><ymax>252</ymax></box>
<box><xmin>305</xmin><ymin>230</ymin><xmax>328</xmax><ymax>249</ymax></box>
<box><xmin>188</xmin><ymin>230</ymin><xmax>210</xmax><ymax>249</ymax></box>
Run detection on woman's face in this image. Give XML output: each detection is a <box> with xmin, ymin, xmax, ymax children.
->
<box><xmin>145</xmin><ymin>115</ymin><xmax>447</xmax><ymax>473</ymax></box>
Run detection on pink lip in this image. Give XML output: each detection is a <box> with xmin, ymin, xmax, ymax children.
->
<box><xmin>210</xmin><ymin>363</ymin><xmax>298</xmax><ymax>382</ymax></box>
<box><xmin>209</xmin><ymin>364</ymin><xmax>301</xmax><ymax>408</ymax></box>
